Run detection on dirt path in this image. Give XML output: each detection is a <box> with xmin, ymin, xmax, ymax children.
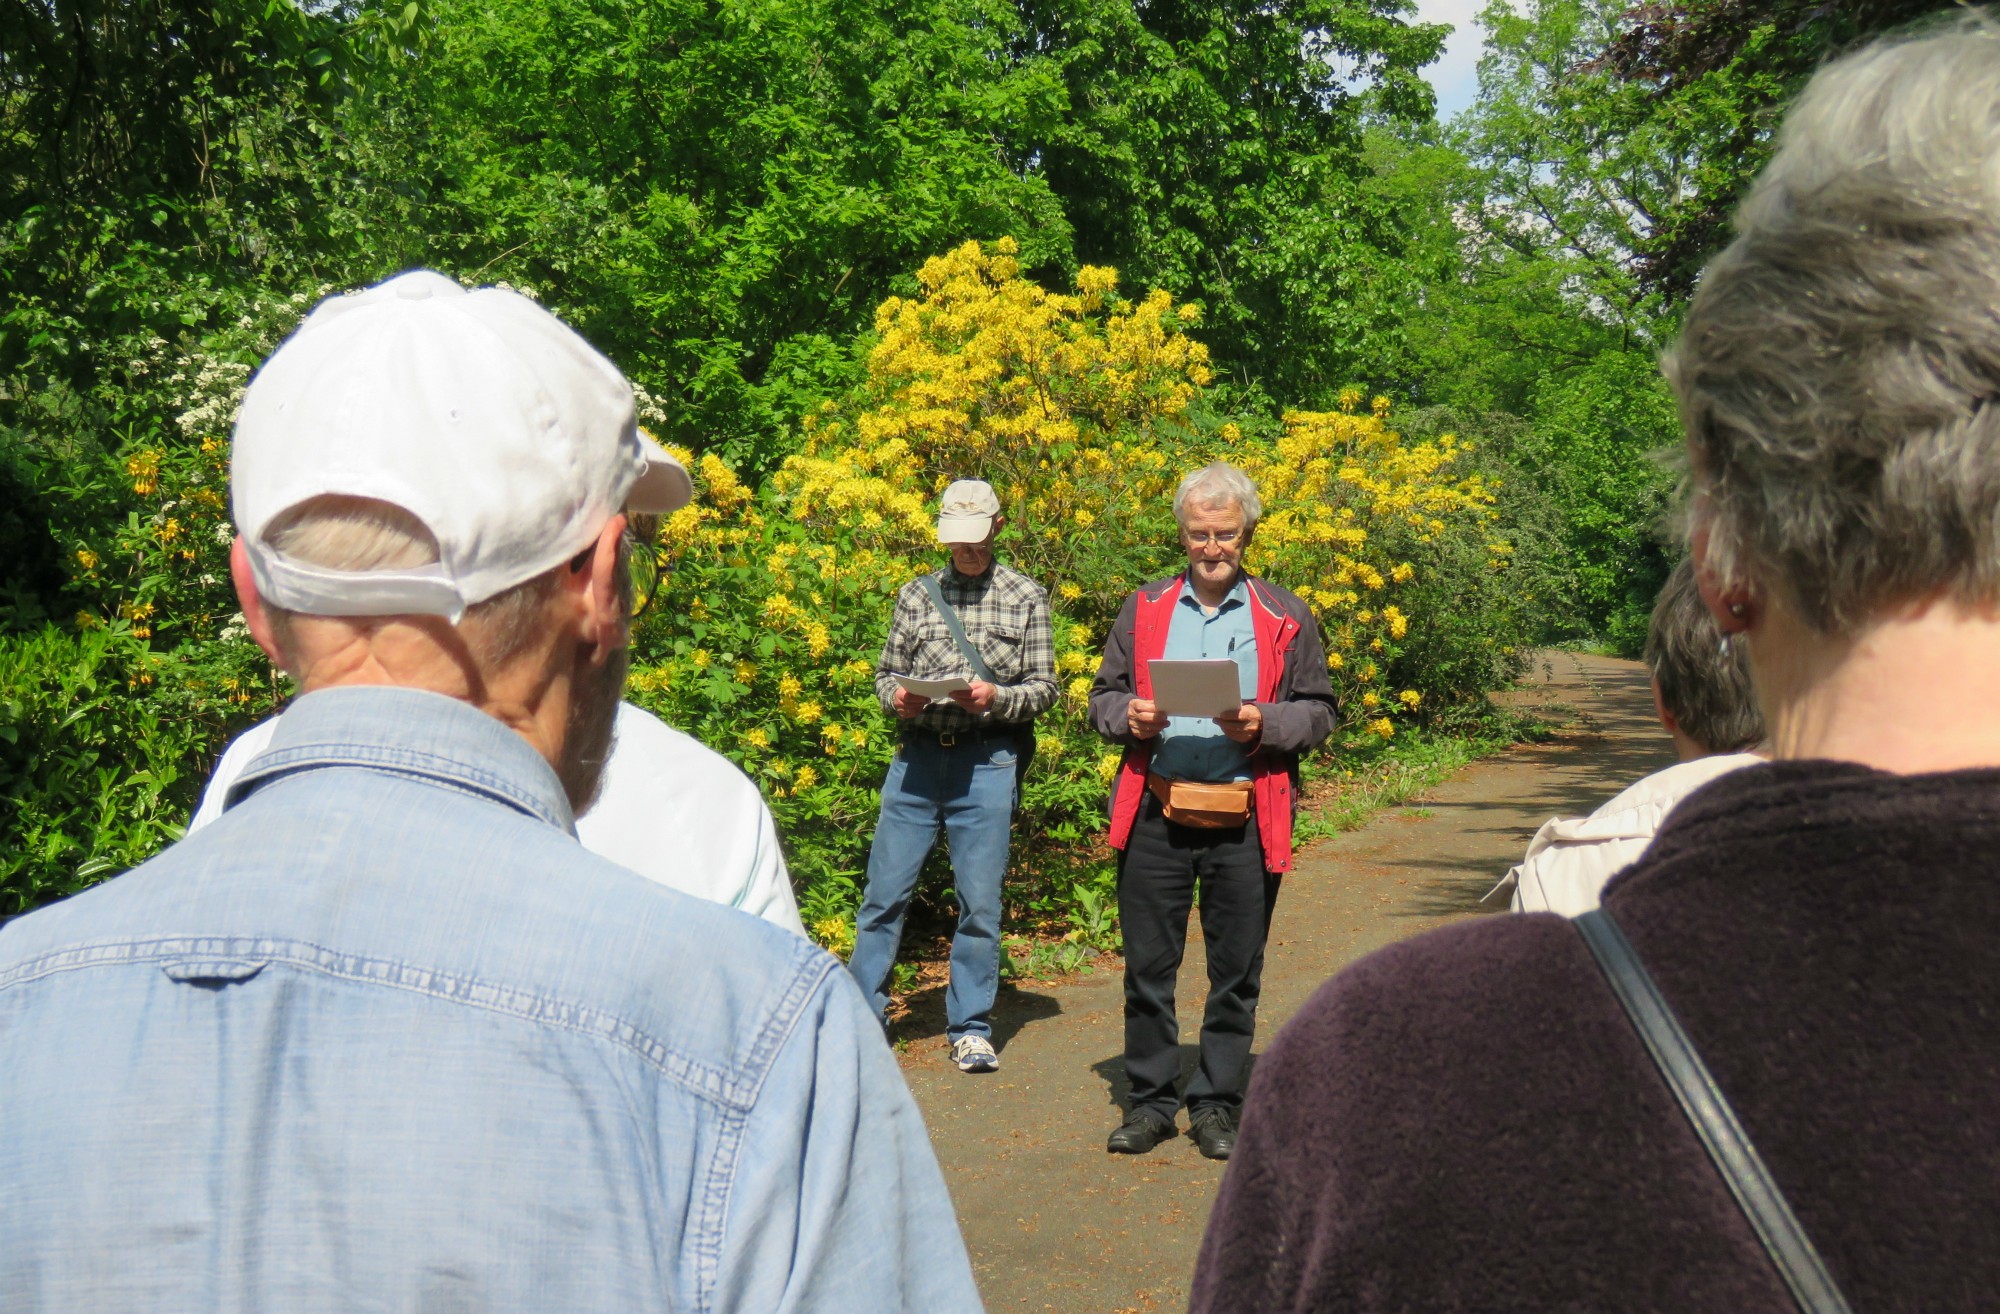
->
<box><xmin>894</xmin><ymin>651</ymin><xmax>1676</xmax><ymax>1313</ymax></box>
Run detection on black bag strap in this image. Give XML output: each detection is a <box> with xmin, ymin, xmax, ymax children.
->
<box><xmin>1574</xmin><ymin>908</ymin><xmax>1854</xmax><ymax>1314</ymax></box>
<box><xmin>918</xmin><ymin>574</ymin><xmax>998</xmax><ymax>685</ymax></box>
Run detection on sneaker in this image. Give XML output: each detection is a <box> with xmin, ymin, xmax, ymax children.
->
<box><xmin>951</xmin><ymin>1035</ymin><xmax>999</xmax><ymax>1073</ymax></box>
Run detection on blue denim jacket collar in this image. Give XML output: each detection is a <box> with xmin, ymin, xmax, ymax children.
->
<box><xmin>225</xmin><ymin>686</ymin><xmax>577</xmax><ymax>835</ymax></box>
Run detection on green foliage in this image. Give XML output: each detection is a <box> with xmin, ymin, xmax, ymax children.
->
<box><xmin>3</xmin><ymin>0</ymin><xmax>1823</xmax><ymax>933</ymax></box>
<box><xmin>332</xmin><ymin>0</ymin><xmax>1079</xmax><ymax>473</ymax></box>
<box><xmin>0</xmin><ymin>627</ymin><xmax>202</xmax><ymax>916</ymax></box>
<box><xmin>1597</xmin><ymin>0</ymin><xmax>1955</xmax><ymax>297</ymax></box>
<box><xmin>1512</xmin><ymin>350</ymin><xmax>1679</xmax><ymax>652</ymax></box>
<box><xmin>1017</xmin><ymin>0</ymin><xmax>1451</xmax><ymax>400</ymax></box>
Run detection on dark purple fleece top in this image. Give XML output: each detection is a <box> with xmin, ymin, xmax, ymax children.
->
<box><xmin>1189</xmin><ymin>760</ymin><xmax>2000</xmax><ymax>1313</ymax></box>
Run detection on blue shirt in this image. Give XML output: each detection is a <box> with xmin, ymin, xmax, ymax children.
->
<box><xmin>1150</xmin><ymin>575</ymin><xmax>1261</xmax><ymax>782</ymax></box>
<box><xmin>0</xmin><ymin>687</ymin><xmax>980</xmax><ymax>1313</ymax></box>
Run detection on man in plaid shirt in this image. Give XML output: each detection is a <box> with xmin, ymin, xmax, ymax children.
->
<box><xmin>848</xmin><ymin>479</ymin><xmax>1058</xmax><ymax>1073</ymax></box>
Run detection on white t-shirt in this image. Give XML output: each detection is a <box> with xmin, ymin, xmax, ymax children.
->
<box><xmin>190</xmin><ymin>701</ymin><xmax>806</xmax><ymax>937</ymax></box>
<box><xmin>1501</xmin><ymin>753</ymin><xmax>1763</xmax><ymax>917</ymax></box>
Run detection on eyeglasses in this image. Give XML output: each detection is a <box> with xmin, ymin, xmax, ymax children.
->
<box><xmin>568</xmin><ymin>528</ymin><xmax>665</xmax><ymax>619</ymax></box>
<box><xmin>628</xmin><ymin>534</ymin><xmax>663</xmax><ymax>618</ymax></box>
<box><xmin>1182</xmin><ymin>529</ymin><xmax>1244</xmax><ymax>548</ymax></box>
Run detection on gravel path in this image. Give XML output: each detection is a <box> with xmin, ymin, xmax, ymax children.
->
<box><xmin>895</xmin><ymin>651</ymin><xmax>1675</xmax><ymax>1313</ymax></box>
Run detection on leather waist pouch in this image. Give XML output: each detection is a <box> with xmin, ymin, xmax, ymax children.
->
<box><xmin>1146</xmin><ymin>772</ymin><xmax>1253</xmax><ymax>829</ymax></box>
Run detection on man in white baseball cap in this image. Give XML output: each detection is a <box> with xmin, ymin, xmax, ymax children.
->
<box><xmin>849</xmin><ymin>476</ymin><xmax>1058</xmax><ymax>1074</ymax></box>
<box><xmin>0</xmin><ymin>271</ymin><xmax>979</xmax><ymax>1312</ymax></box>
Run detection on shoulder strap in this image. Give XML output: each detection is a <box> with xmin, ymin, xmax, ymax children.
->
<box><xmin>1574</xmin><ymin>909</ymin><xmax>1853</xmax><ymax>1314</ymax></box>
<box><xmin>918</xmin><ymin>574</ymin><xmax>997</xmax><ymax>685</ymax></box>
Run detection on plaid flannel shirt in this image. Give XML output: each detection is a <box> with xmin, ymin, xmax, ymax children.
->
<box><xmin>874</xmin><ymin>561</ymin><xmax>1058</xmax><ymax>732</ymax></box>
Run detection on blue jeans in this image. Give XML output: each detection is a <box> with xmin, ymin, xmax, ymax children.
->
<box><xmin>849</xmin><ymin>733</ymin><xmax>1020</xmax><ymax>1041</ymax></box>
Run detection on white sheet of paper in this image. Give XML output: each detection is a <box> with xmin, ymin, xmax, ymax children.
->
<box><xmin>1147</xmin><ymin>659</ymin><xmax>1243</xmax><ymax>719</ymax></box>
<box><xmin>895</xmin><ymin>673</ymin><xmax>972</xmax><ymax>699</ymax></box>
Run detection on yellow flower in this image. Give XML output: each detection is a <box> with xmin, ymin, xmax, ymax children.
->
<box><xmin>1097</xmin><ymin>752</ymin><xmax>1123</xmax><ymax>784</ymax></box>
<box><xmin>1058</xmin><ymin>582</ymin><xmax>1082</xmax><ymax>601</ymax></box>
<box><xmin>75</xmin><ymin>549</ymin><xmax>98</xmax><ymax>570</ymax></box>
<box><xmin>734</xmin><ymin>660</ymin><xmax>758</xmax><ymax>684</ymax></box>
<box><xmin>744</xmin><ymin>727</ymin><xmax>771</xmax><ymax>749</ymax></box>
<box><xmin>794</xmin><ymin>700</ymin><xmax>823</xmax><ymax>725</ymax></box>
<box><xmin>777</xmin><ymin>674</ymin><xmax>803</xmax><ymax>700</ymax></box>
<box><xmin>1368</xmin><ymin>717</ymin><xmax>1396</xmax><ymax>739</ymax></box>
<box><xmin>691</xmin><ymin>649</ymin><xmax>712</xmax><ymax>669</ymax></box>
<box><xmin>1361</xmin><ymin>692</ymin><xmax>1380</xmax><ymax>710</ymax></box>
<box><xmin>793</xmin><ymin>764</ymin><xmax>819</xmax><ymax>790</ymax></box>
<box><xmin>812</xmin><ymin>916</ymin><xmax>856</xmax><ymax>958</ymax></box>
<box><xmin>1399</xmin><ymin>690</ymin><xmax>1422</xmax><ymax>709</ymax></box>
<box><xmin>125</xmin><ymin>451</ymin><xmax>161</xmax><ymax>496</ymax></box>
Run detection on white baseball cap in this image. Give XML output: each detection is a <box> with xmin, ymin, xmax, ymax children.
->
<box><xmin>937</xmin><ymin>478</ymin><xmax>1003</xmax><ymax>544</ymax></box>
<box><xmin>231</xmin><ymin>269</ymin><xmax>692</xmax><ymax>621</ymax></box>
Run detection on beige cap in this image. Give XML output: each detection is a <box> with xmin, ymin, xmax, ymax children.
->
<box><xmin>936</xmin><ymin>478</ymin><xmax>1002</xmax><ymax>544</ymax></box>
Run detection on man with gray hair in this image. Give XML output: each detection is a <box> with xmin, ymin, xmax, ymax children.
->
<box><xmin>1089</xmin><ymin>460</ymin><xmax>1336</xmax><ymax>1158</ymax></box>
<box><xmin>0</xmin><ymin>271</ymin><xmax>979</xmax><ymax>1311</ymax></box>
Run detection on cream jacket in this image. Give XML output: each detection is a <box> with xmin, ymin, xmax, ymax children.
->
<box><xmin>1502</xmin><ymin>753</ymin><xmax>1763</xmax><ymax>916</ymax></box>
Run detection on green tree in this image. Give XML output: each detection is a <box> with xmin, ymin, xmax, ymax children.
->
<box><xmin>1011</xmin><ymin>0</ymin><xmax>1449</xmax><ymax>400</ymax></box>
<box><xmin>329</xmin><ymin>0</ymin><xmax>1076</xmax><ymax>472</ymax></box>
<box><xmin>1600</xmin><ymin>0</ymin><xmax>1955</xmax><ymax>297</ymax></box>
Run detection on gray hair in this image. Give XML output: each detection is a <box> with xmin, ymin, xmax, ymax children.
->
<box><xmin>1666</xmin><ymin>15</ymin><xmax>2000</xmax><ymax>634</ymax></box>
<box><xmin>1645</xmin><ymin>560</ymin><xmax>1764</xmax><ymax>754</ymax></box>
<box><xmin>1173</xmin><ymin>461</ymin><xmax>1262</xmax><ymax>531</ymax></box>
<box><xmin>261</xmin><ymin>496</ymin><xmax>599</xmax><ymax>669</ymax></box>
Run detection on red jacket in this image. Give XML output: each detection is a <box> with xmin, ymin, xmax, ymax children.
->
<box><xmin>1090</xmin><ymin>573</ymin><xmax>1338</xmax><ymax>873</ymax></box>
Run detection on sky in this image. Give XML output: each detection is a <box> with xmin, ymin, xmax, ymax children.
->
<box><xmin>1408</xmin><ymin>0</ymin><xmax>1490</xmax><ymax>123</ymax></box>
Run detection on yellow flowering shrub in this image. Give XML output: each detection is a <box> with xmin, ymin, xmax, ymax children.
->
<box><xmin>1234</xmin><ymin>401</ymin><xmax>1506</xmax><ymax>726</ymax></box>
<box><xmin>629</xmin><ymin>240</ymin><xmax>1526</xmax><ymax>949</ymax></box>
<box><xmin>775</xmin><ymin>237</ymin><xmax>1210</xmax><ymax>617</ymax></box>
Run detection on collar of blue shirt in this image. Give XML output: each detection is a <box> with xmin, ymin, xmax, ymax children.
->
<box><xmin>225</xmin><ymin>685</ymin><xmax>578</xmax><ymax>835</ymax></box>
<box><xmin>1179</xmin><ymin>572</ymin><xmax>1250</xmax><ymax>615</ymax></box>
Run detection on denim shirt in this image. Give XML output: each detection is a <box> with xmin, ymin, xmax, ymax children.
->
<box><xmin>1150</xmin><ymin>576</ymin><xmax>1261</xmax><ymax>783</ymax></box>
<box><xmin>0</xmin><ymin>687</ymin><xmax>981</xmax><ymax>1313</ymax></box>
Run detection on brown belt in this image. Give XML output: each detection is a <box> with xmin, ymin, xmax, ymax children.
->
<box><xmin>1146</xmin><ymin>771</ymin><xmax>1253</xmax><ymax>829</ymax></box>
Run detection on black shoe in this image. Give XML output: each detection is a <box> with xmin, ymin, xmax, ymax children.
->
<box><xmin>1189</xmin><ymin>1106</ymin><xmax>1238</xmax><ymax>1160</ymax></box>
<box><xmin>1106</xmin><ymin>1108</ymin><xmax>1177</xmax><ymax>1155</ymax></box>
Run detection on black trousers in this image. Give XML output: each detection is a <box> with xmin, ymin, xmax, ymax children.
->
<box><xmin>1117</xmin><ymin>791</ymin><xmax>1281</xmax><ymax>1120</ymax></box>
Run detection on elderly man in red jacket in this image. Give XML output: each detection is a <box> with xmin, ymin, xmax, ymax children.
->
<box><xmin>1089</xmin><ymin>461</ymin><xmax>1337</xmax><ymax>1159</ymax></box>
